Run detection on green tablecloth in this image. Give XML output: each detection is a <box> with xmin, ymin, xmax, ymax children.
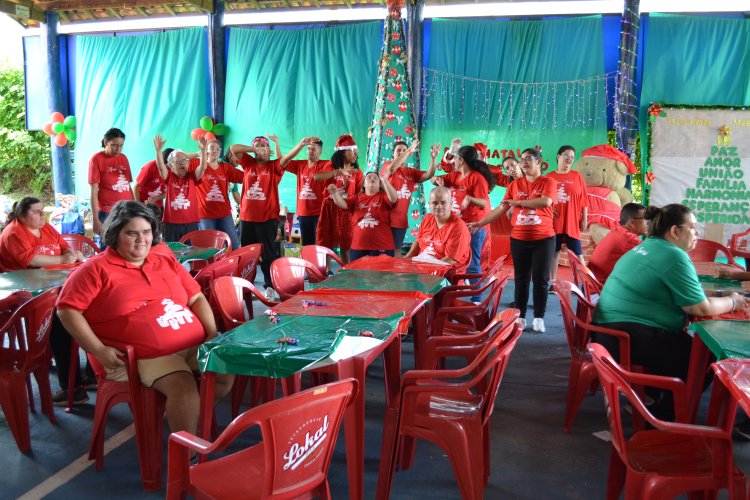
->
<box><xmin>166</xmin><ymin>242</ymin><xmax>221</xmax><ymax>263</ymax></box>
<box><xmin>697</xmin><ymin>275</ymin><xmax>746</xmax><ymax>295</ymax></box>
<box><xmin>691</xmin><ymin>320</ymin><xmax>750</xmax><ymax>360</ymax></box>
<box><xmin>198</xmin><ymin>313</ymin><xmax>404</xmax><ymax>378</ymax></box>
<box><xmin>309</xmin><ymin>269</ymin><xmax>450</xmax><ymax>295</ymax></box>
<box><xmin>0</xmin><ymin>269</ymin><xmax>71</xmax><ymax>296</ymax></box>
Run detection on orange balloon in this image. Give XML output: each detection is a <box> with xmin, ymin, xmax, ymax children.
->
<box><xmin>43</xmin><ymin>123</ymin><xmax>54</xmax><ymax>135</ymax></box>
<box><xmin>191</xmin><ymin>128</ymin><xmax>206</xmax><ymax>140</ymax></box>
<box><xmin>54</xmin><ymin>134</ymin><xmax>67</xmax><ymax>147</ymax></box>
<box><xmin>50</xmin><ymin>112</ymin><xmax>64</xmax><ymax>123</ymax></box>
<box><xmin>204</xmin><ymin>132</ymin><xmax>217</xmax><ymax>141</ymax></box>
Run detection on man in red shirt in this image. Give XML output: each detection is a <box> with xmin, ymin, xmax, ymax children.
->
<box><xmin>588</xmin><ymin>203</ymin><xmax>648</xmax><ymax>282</ymax></box>
<box><xmin>280</xmin><ymin>136</ymin><xmax>330</xmax><ymax>246</ymax></box>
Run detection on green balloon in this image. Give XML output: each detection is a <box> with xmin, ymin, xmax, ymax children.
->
<box><xmin>64</xmin><ymin>129</ymin><xmax>77</xmax><ymax>141</ymax></box>
<box><xmin>200</xmin><ymin>116</ymin><xmax>213</xmax><ymax>131</ymax></box>
<box><xmin>52</xmin><ymin>122</ymin><xmax>65</xmax><ymax>134</ymax></box>
<box><xmin>64</xmin><ymin>115</ymin><xmax>76</xmax><ymax>128</ymax></box>
<box><xmin>212</xmin><ymin>123</ymin><xmax>228</xmax><ymax>136</ymax></box>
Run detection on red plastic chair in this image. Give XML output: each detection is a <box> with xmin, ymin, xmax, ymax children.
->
<box><xmin>226</xmin><ymin>243</ymin><xmax>262</xmax><ymax>282</ymax></box>
<box><xmin>442</xmin><ymin>255</ymin><xmax>506</xmax><ymax>292</ymax></box>
<box><xmin>166</xmin><ymin>378</ymin><xmax>357</xmax><ymax>500</ymax></box>
<box><xmin>554</xmin><ymin>280</ymin><xmax>636</xmax><ymax>433</ymax></box>
<box><xmin>193</xmin><ymin>255</ymin><xmax>238</xmax><ymax>303</ymax></box>
<box><xmin>377</xmin><ymin>312</ymin><xmax>522</xmax><ymax>500</ymax></box>
<box><xmin>210</xmin><ymin>276</ymin><xmax>279</xmax><ymax>328</ymax></box>
<box><xmin>179</xmin><ymin>229</ymin><xmax>233</xmax><ymax>252</ymax></box>
<box><xmin>62</xmin><ymin>233</ymin><xmax>101</xmax><ymax>256</ymax></box>
<box><xmin>688</xmin><ymin>239</ymin><xmax>743</xmax><ymax>268</ymax></box>
<box><xmin>86</xmin><ymin>342</ymin><xmax>167</xmax><ymax>492</ymax></box>
<box><xmin>588</xmin><ymin>343</ymin><xmax>745</xmax><ymax>500</ymax></box>
<box><xmin>0</xmin><ymin>287</ymin><xmax>59</xmax><ymax>452</ymax></box>
<box><xmin>301</xmin><ymin>244</ymin><xmax>345</xmax><ymax>278</ymax></box>
<box><xmin>270</xmin><ymin>257</ymin><xmax>326</xmax><ymax>301</ymax></box>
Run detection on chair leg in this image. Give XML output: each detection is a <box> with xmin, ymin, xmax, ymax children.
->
<box><xmin>33</xmin><ymin>366</ymin><xmax>57</xmax><ymax>424</ymax></box>
<box><xmin>0</xmin><ymin>374</ymin><xmax>32</xmax><ymax>452</ymax></box>
<box><xmin>230</xmin><ymin>376</ymin><xmax>249</xmax><ymax>419</ymax></box>
<box><xmin>26</xmin><ymin>375</ymin><xmax>36</xmax><ymax>414</ymax></box>
<box><xmin>375</xmin><ymin>408</ymin><xmax>400</xmax><ymax>500</ymax></box>
<box><xmin>607</xmin><ymin>450</ymin><xmax>627</xmax><ymax>500</ymax></box>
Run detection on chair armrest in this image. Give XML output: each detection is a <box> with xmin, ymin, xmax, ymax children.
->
<box><xmin>578</xmin><ymin>320</ymin><xmax>633</xmax><ymax>370</ymax></box>
<box><xmin>244</xmin><ymin>287</ymin><xmax>279</xmax><ymax>308</ymax></box>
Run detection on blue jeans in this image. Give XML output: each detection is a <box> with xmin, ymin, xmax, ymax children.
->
<box><xmin>468</xmin><ymin>228</ymin><xmax>486</xmax><ymax>301</ymax></box>
<box><xmin>200</xmin><ymin>216</ymin><xmax>241</xmax><ymax>250</ymax></box>
<box><xmin>349</xmin><ymin>249</ymin><xmax>395</xmax><ymax>262</ymax></box>
<box><xmin>97</xmin><ymin>211</ymin><xmax>109</xmax><ymax>249</ymax></box>
<box><xmin>391</xmin><ymin>227</ymin><xmax>408</xmax><ymax>252</ymax></box>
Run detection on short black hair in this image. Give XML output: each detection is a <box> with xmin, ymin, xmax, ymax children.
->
<box><xmin>648</xmin><ymin>203</ymin><xmax>692</xmax><ymax>239</ymax></box>
<box><xmin>102</xmin><ymin>200</ymin><xmax>161</xmax><ymax>249</ymax></box>
<box><xmin>619</xmin><ymin>202</ymin><xmax>645</xmax><ymax>225</ymax></box>
<box><xmin>101</xmin><ymin>128</ymin><xmax>125</xmax><ymax>148</ymax></box>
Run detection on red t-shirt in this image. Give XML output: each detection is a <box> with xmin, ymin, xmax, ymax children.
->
<box><xmin>321</xmin><ymin>167</ymin><xmax>364</xmax><ymax>201</ymax></box>
<box><xmin>414</xmin><ymin>213</ymin><xmax>472</xmax><ymax>273</ymax></box>
<box><xmin>381</xmin><ymin>162</ymin><xmax>424</xmax><ymax>228</ymax></box>
<box><xmin>345</xmin><ymin>192</ymin><xmax>395</xmax><ymax>251</ymax></box>
<box><xmin>489</xmin><ymin>165</ymin><xmax>514</xmax><ymax>188</ymax></box>
<box><xmin>57</xmin><ymin>249</ymin><xmax>204</xmax><ymax>359</ymax></box>
<box><xmin>285</xmin><ymin>159</ymin><xmax>330</xmax><ymax>216</ymax></box>
<box><xmin>0</xmin><ymin>220</ymin><xmax>71</xmax><ymax>271</ymax></box>
<box><xmin>190</xmin><ymin>160</ymin><xmax>244</xmax><ymax>219</ymax></box>
<box><xmin>163</xmin><ymin>171</ymin><xmax>202</xmax><ymax>224</ymax></box>
<box><xmin>547</xmin><ymin>170</ymin><xmax>589</xmax><ymax>239</ymax></box>
<box><xmin>239</xmin><ymin>156</ymin><xmax>284</xmax><ymax>222</ymax></box>
<box><xmin>135</xmin><ymin>160</ymin><xmax>166</xmax><ymax>207</ymax></box>
<box><xmin>504</xmin><ymin>175</ymin><xmax>558</xmax><ymax>241</ymax></box>
<box><xmin>88</xmin><ymin>151</ymin><xmax>132</xmax><ymax>213</ymax></box>
<box><xmin>588</xmin><ymin>225</ymin><xmax>643</xmax><ymax>282</ymax></box>
<box><xmin>439</xmin><ymin>170</ymin><xmax>491</xmax><ymax>223</ymax></box>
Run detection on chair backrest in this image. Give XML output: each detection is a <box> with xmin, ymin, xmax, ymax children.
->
<box><xmin>554</xmin><ymin>280</ymin><xmax>597</xmax><ymax>356</ymax></box>
<box><xmin>62</xmin><ymin>234</ymin><xmax>101</xmax><ymax>256</ymax></box>
<box><xmin>227</xmin><ymin>244</ymin><xmax>262</xmax><ymax>281</ymax></box>
<box><xmin>689</xmin><ymin>239</ymin><xmax>741</xmax><ymax>267</ymax></box>
<box><xmin>300</xmin><ymin>245</ymin><xmax>344</xmax><ymax>277</ymax></box>
<box><xmin>270</xmin><ymin>257</ymin><xmax>326</xmax><ymax>300</ymax></box>
<box><xmin>486</xmin><ymin>270</ymin><xmax>511</xmax><ymax>320</ymax></box>
<box><xmin>179</xmin><ymin>229</ymin><xmax>232</xmax><ymax>252</ymax></box>
<box><xmin>196</xmin><ymin>378</ymin><xmax>357</xmax><ymax>498</ymax></box>
<box><xmin>729</xmin><ymin>228</ymin><xmax>750</xmax><ymax>253</ymax></box>
<box><xmin>193</xmin><ymin>256</ymin><xmax>238</xmax><ymax>300</ymax></box>
<box><xmin>0</xmin><ymin>287</ymin><xmax>59</xmax><ymax>371</ymax></box>
<box><xmin>210</xmin><ymin>276</ymin><xmax>278</xmax><ymax>329</ymax></box>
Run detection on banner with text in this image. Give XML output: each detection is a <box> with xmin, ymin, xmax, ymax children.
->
<box><xmin>650</xmin><ymin>107</ymin><xmax>750</xmax><ymax>244</ymax></box>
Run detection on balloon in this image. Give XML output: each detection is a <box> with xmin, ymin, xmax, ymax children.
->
<box><xmin>50</xmin><ymin>112</ymin><xmax>64</xmax><ymax>123</ymax></box>
<box><xmin>212</xmin><ymin>123</ymin><xmax>228</xmax><ymax>136</ymax></box>
<box><xmin>64</xmin><ymin>129</ymin><xmax>77</xmax><ymax>142</ymax></box>
<box><xmin>63</xmin><ymin>115</ymin><xmax>76</xmax><ymax>128</ymax></box>
<box><xmin>52</xmin><ymin>122</ymin><xmax>65</xmax><ymax>134</ymax></box>
<box><xmin>204</xmin><ymin>132</ymin><xmax>217</xmax><ymax>141</ymax></box>
<box><xmin>54</xmin><ymin>134</ymin><xmax>67</xmax><ymax>147</ymax></box>
<box><xmin>199</xmin><ymin>116</ymin><xmax>213</xmax><ymax>131</ymax></box>
<box><xmin>191</xmin><ymin>128</ymin><xmax>206</xmax><ymax>140</ymax></box>
<box><xmin>43</xmin><ymin>123</ymin><xmax>53</xmax><ymax>135</ymax></box>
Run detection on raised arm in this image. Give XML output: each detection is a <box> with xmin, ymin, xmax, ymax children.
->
<box><xmin>420</xmin><ymin>143</ymin><xmax>439</xmax><ymax>182</ymax></box>
<box><xmin>268</xmin><ymin>134</ymin><xmax>282</xmax><ymax>160</ymax></box>
<box><xmin>385</xmin><ymin>139</ymin><xmax>420</xmax><ymax>175</ymax></box>
<box><xmin>193</xmin><ymin>136</ymin><xmax>208</xmax><ymax>181</ymax></box>
<box><xmin>154</xmin><ymin>135</ymin><xmax>169</xmax><ymax>180</ymax></box>
<box><xmin>381</xmin><ymin>173</ymin><xmax>398</xmax><ymax>204</ymax></box>
<box><xmin>229</xmin><ymin>143</ymin><xmax>257</xmax><ymax>156</ymax></box>
<box><xmin>327</xmin><ymin>183</ymin><xmax>348</xmax><ymax>209</ymax></box>
<box><xmin>314</xmin><ymin>168</ymin><xmax>340</xmax><ymax>182</ymax></box>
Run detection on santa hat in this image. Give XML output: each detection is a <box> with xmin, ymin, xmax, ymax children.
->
<box><xmin>473</xmin><ymin>142</ymin><xmax>489</xmax><ymax>161</ymax></box>
<box><xmin>334</xmin><ymin>134</ymin><xmax>357</xmax><ymax>151</ymax></box>
<box><xmin>580</xmin><ymin>144</ymin><xmax>637</xmax><ymax>174</ymax></box>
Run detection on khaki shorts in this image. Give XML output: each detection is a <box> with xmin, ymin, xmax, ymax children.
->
<box><xmin>107</xmin><ymin>347</ymin><xmax>199</xmax><ymax>387</ymax></box>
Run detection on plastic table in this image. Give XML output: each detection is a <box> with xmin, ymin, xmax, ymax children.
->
<box><xmin>343</xmin><ymin>254</ymin><xmax>453</xmax><ymax>277</ymax></box>
<box><xmin>166</xmin><ymin>241</ymin><xmax>221</xmax><ymax>264</ymax></box>
<box><xmin>0</xmin><ymin>269</ymin><xmax>71</xmax><ymax>300</ymax></box>
<box><xmin>310</xmin><ymin>269</ymin><xmax>450</xmax><ymax>295</ymax></box>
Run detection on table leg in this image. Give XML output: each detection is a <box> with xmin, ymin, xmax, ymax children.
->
<box><xmin>383</xmin><ymin>335</ymin><xmax>402</xmax><ymax>409</ymax></box>
<box><xmin>336</xmin><ymin>358</ymin><xmax>365</xmax><ymax>500</ymax></box>
<box><xmin>198</xmin><ymin>371</ymin><xmax>216</xmax><ymax>441</ymax></box>
<box><xmin>685</xmin><ymin>335</ymin><xmax>711</xmax><ymax>423</ymax></box>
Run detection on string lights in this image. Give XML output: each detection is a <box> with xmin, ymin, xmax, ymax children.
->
<box><xmin>613</xmin><ymin>0</ymin><xmax>641</xmax><ymax>156</ymax></box>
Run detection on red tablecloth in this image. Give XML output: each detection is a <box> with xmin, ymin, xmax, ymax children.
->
<box><xmin>343</xmin><ymin>254</ymin><xmax>452</xmax><ymax>277</ymax></box>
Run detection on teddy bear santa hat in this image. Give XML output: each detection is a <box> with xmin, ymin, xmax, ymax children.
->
<box><xmin>580</xmin><ymin>144</ymin><xmax>637</xmax><ymax>174</ymax></box>
<box><xmin>334</xmin><ymin>133</ymin><xmax>357</xmax><ymax>151</ymax></box>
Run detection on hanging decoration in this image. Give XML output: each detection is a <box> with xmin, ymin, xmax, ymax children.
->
<box><xmin>43</xmin><ymin>112</ymin><xmax>76</xmax><ymax>147</ymax></box>
<box><xmin>421</xmin><ymin>69</ymin><xmax>613</xmax><ymax>133</ymax></box>
<box><xmin>191</xmin><ymin>116</ymin><xmax>229</xmax><ymax>142</ymax></box>
<box><xmin>365</xmin><ymin>0</ymin><xmax>424</xmax><ymax>246</ymax></box>
<box><xmin>613</xmin><ymin>0</ymin><xmax>641</xmax><ymax>157</ymax></box>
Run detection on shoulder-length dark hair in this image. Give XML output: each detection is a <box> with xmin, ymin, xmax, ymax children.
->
<box><xmin>101</xmin><ymin>128</ymin><xmax>125</xmax><ymax>148</ymax></box>
<box><xmin>101</xmin><ymin>200</ymin><xmax>161</xmax><ymax>249</ymax></box>
<box><xmin>647</xmin><ymin>203</ymin><xmax>692</xmax><ymax>239</ymax></box>
<box><xmin>331</xmin><ymin>150</ymin><xmax>359</xmax><ymax>170</ymax></box>
<box><xmin>456</xmin><ymin>145</ymin><xmax>496</xmax><ymax>190</ymax></box>
<box><xmin>6</xmin><ymin>196</ymin><xmax>41</xmax><ymax>225</ymax></box>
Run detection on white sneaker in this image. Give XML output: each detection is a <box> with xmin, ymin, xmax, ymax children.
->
<box><xmin>532</xmin><ymin>317</ymin><xmax>545</xmax><ymax>333</ymax></box>
<box><xmin>264</xmin><ymin>287</ymin><xmax>276</xmax><ymax>301</ymax></box>
<box><xmin>517</xmin><ymin>318</ymin><xmax>526</xmax><ymax>330</ymax></box>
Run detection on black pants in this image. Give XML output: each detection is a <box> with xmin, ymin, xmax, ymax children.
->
<box><xmin>49</xmin><ymin>314</ymin><xmax>93</xmax><ymax>389</ymax></box>
<box><xmin>510</xmin><ymin>236</ymin><xmax>555</xmax><ymax>319</ymax></box>
<box><xmin>297</xmin><ymin>215</ymin><xmax>319</xmax><ymax>246</ymax></box>
<box><xmin>163</xmin><ymin>222</ymin><xmax>200</xmax><ymax>243</ymax></box>
<box><xmin>240</xmin><ymin>219</ymin><xmax>278</xmax><ymax>289</ymax></box>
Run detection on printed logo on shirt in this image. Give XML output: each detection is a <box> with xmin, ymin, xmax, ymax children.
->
<box><xmin>170</xmin><ymin>192</ymin><xmax>191</xmax><ymax>210</ymax></box>
<box><xmin>36</xmin><ymin>244</ymin><xmax>60</xmax><ymax>256</ymax></box>
<box><xmin>147</xmin><ymin>186</ymin><xmax>163</xmax><ymax>198</ymax></box>
<box><xmin>156</xmin><ymin>299</ymin><xmax>194</xmax><ymax>330</ymax></box>
<box><xmin>449</xmin><ymin>190</ymin><xmax>462</xmax><ymax>217</ymax></box>
<box><xmin>556</xmin><ymin>184</ymin><xmax>570</xmax><ymax>204</ymax></box>
<box><xmin>112</xmin><ymin>174</ymin><xmax>131</xmax><ymax>193</ymax></box>
<box><xmin>516</xmin><ymin>209</ymin><xmax>542</xmax><ymax>226</ymax></box>
<box><xmin>634</xmin><ymin>247</ymin><xmax>648</xmax><ymax>256</ymax></box>
<box><xmin>245</xmin><ymin>180</ymin><xmax>267</xmax><ymax>200</ymax></box>
<box><xmin>299</xmin><ymin>181</ymin><xmax>317</xmax><ymax>200</ymax></box>
<box><xmin>205</xmin><ymin>181</ymin><xmax>226</xmax><ymax>202</ymax></box>
<box><xmin>397</xmin><ymin>183</ymin><xmax>412</xmax><ymax>200</ymax></box>
<box><xmin>358</xmin><ymin>209</ymin><xmax>379</xmax><ymax>229</ymax></box>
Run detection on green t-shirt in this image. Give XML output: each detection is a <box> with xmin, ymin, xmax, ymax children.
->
<box><xmin>593</xmin><ymin>237</ymin><xmax>706</xmax><ymax>333</ymax></box>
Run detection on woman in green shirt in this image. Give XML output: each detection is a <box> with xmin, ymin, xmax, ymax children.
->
<box><xmin>593</xmin><ymin>204</ymin><xmax>747</xmax><ymax>418</ymax></box>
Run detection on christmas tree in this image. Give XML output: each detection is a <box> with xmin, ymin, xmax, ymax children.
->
<box><xmin>245</xmin><ymin>180</ymin><xmax>266</xmax><ymax>201</ymax></box>
<box><xmin>365</xmin><ymin>0</ymin><xmax>423</xmax><ymax>246</ymax></box>
<box><xmin>171</xmin><ymin>191</ymin><xmax>191</xmax><ymax>210</ymax></box>
<box><xmin>206</xmin><ymin>181</ymin><xmax>225</xmax><ymax>202</ymax></box>
<box><xmin>113</xmin><ymin>174</ymin><xmax>130</xmax><ymax>193</ymax></box>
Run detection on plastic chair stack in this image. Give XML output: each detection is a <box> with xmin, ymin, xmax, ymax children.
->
<box><xmin>588</xmin><ymin>343</ymin><xmax>745</xmax><ymax>500</ymax></box>
<box><xmin>166</xmin><ymin>379</ymin><xmax>357</xmax><ymax>500</ymax></box>
<box><xmin>193</xmin><ymin>255</ymin><xmax>238</xmax><ymax>303</ymax></box>
<box><xmin>179</xmin><ymin>229</ymin><xmax>232</xmax><ymax>273</ymax></box>
<box><xmin>226</xmin><ymin>243</ymin><xmax>262</xmax><ymax>282</ymax></box>
<box><xmin>270</xmin><ymin>257</ymin><xmax>326</xmax><ymax>301</ymax></box>
<box><xmin>301</xmin><ymin>244</ymin><xmax>344</xmax><ymax>277</ymax></box>
<box><xmin>62</xmin><ymin>233</ymin><xmax>102</xmax><ymax>256</ymax></box>
<box><xmin>0</xmin><ymin>287</ymin><xmax>59</xmax><ymax>452</ymax></box>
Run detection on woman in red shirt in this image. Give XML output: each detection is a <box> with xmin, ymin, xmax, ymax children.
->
<box><xmin>57</xmin><ymin>200</ymin><xmax>233</xmax><ymax>438</ymax></box>
<box><xmin>314</xmin><ymin>134</ymin><xmax>364</xmax><ymax>264</ymax></box>
<box><xmin>470</xmin><ymin>147</ymin><xmax>557</xmax><ymax>333</ymax></box>
<box><xmin>89</xmin><ymin>128</ymin><xmax>134</xmax><ymax>237</ymax></box>
<box><xmin>328</xmin><ymin>171</ymin><xmax>398</xmax><ymax>261</ymax></box>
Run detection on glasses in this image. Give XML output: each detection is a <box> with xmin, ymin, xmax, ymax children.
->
<box><xmin>519</xmin><ymin>157</ymin><xmax>535</xmax><ymax>164</ymax></box>
<box><xmin>561</xmin><ymin>154</ymin><xmax>575</xmax><ymax>159</ymax></box>
<box><xmin>173</xmin><ymin>159</ymin><xmax>189</xmax><ymax>165</ymax></box>
<box><xmin>678</xmin><ymin>224</ymin><xmax>700</xmax><ymax>232</ymax></box>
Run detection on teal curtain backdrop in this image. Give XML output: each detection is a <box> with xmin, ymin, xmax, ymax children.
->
<box><xmin>74</xmin><ymin>28</ymin><xmax>209</xmax><ymax>200</ymax></box>
<box><xmin>423</xmin><ymin>16</ymin><xmax>608</xmax><ymax>203</ymax></box>
<box><xmin>639</xmin><ymin>14</ymin><xmax>750</xmax><ymax>178</ymax></box>
<box><xmin>224</xmin><ymin>22</ymin><xmax>382</xmax><ymax>211</ymax></box>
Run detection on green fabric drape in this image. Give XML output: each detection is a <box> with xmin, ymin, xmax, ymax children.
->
<box><xmin>224</xmin><ymin>22</ymin><xmax>382</xmax><ymax>211</ymax></box>
<box><xmin>74</xmin><ymin>28</ymin><xmax>210</xmax><ymax>199</ymax></box>
<box><xmin>424</xmin><ymin>17</ymin><xmax>608</xmax><ymax>203</ymax></box>
<box><xmin>639</xmin><ymin>14</ymin><xmax>750</xmax><ymax>181</ymax></box>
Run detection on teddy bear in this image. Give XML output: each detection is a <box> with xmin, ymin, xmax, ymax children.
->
<box><xmin>573</xmin><ymin>144</ymin><xmax>637</xmax><ymax>243</ymax></box>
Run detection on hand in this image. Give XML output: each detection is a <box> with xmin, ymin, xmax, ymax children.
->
<box><xmin>197</xmin><ymin>135</ymin><xmax>207</xmax><ymax>150</ymax></box>
<box><xmin>580</xmin><ymin>217</ymin><xmax>588</xmax><ymax>231</ymax></box>
<box><xmin>460</xmin><ymin>197</ymin><xmax>470</xmax><ymax>210</ymax></box>
<box><xmin>303</xmin><ymin>136</ymin><xmax>319</xmax><ymax>145</ymax></box>
<box><xmin>717</xmin><ymin>268</ymin><xmax>735</xmax><ymax>279</ymax></box>
<box><xmin>729</xmin><ymin>293</ymin><xmax>749</xmax><ymax>311</ymax></box>
<box><xmin>153</xmin><ymin>134</ymin><xmax>166</xmax><ymax>151</ymax></box>
<box><xmin>467</xmin><ymin>222</ymin><xmax>481</xmax><ymax>234</ymax></box>
<box><xmin>432</xmin><ymin>176</ymin><xmax>444</xmax><ymax>187</ymax></box>
<box><xmin>94</xmin><ymin>345</ymin><xmax>126</xmax><ymax>372</ymax></box>
<box><xmin>553</xmin><ymin>208</ymin><xmax>559</xmax><ymax>218</ymax></box>
<box><xmin>62</xmin><ymin>252</ymin><xmax>78</xmax><ymax>264</ymax></box>
<box><xmin>430</xmin><ymin>143</ymin><xmax>441</xmax><ymax>160</ymax></box>
<box><xmin>408</xmin><ymin>140</ymin><xmax>420</xmax><ymax>155</ymax></box>
<box><xmin>450</xmin><ymin>138</ymin><xmax>462</xmax><ymax>154</ymax></box>
<box><xmin>268</xmin><ymin>133</ymin><xmax>280</xmax><ymax>143</ymax></box>
<box><xmin>327</xmin><ymin>184</ymin><xmax>338</xmax><ymax>195</ymax></box>
<box><xmin>93</xmin><ymin>217</ymin><xmax>102</xmax><ymax>235</ymax></box>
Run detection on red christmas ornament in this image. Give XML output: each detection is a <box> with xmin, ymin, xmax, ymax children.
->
<box><xmin>378</xmin><ymin>84</ymin><xmax>386</xmax><ymax>93</ymax></box>
<box><xmin>385</xmin><ymin>128</ymin><xmax>394</xmax><ymax>138</ymax></box>
<box><xmin>392</xmin><ymin>46</ymin><xmax>402</xmax><ymax>56</ymax></box>
<box><xmin>649</xmin><ymin>104</ymin><xmax>663</xmax><ymax>116</ymax></box>
<box><xmin>411</xmin><ymin>209</ymin><xmax>420</xmax><ymax>219</ymax></box>
<box><xmin>392</xmin><ymin>32</ymin><xmax>400</xmax><ymax>41</ymax></box>
<box><xmin>393</xmin><ymin>81</ymin><xmax>403</xmax><ymax>92</ymax></box>
<box><xmin>410</xmin><ymin>229</ymin><xmax>418</xmax><ymax>237</ymax></box>
<box><xmin>404</xmin><ymin>125</ymin><xmax>414</xmax><ymax>135</ymax></box>
<box><xmin>386</xmin><ymin>111</ymin><xmax>395</xmax><ymax>121</ymax></box>
<box><xmin>389</xmin><ymin>68</ymin><xmax>398</xmax><ymax>77</ymax></box>
<box><xmin>646</xmin><ymin>171</ymin><xmax>656</xmax><ymax>184</ymax></box>
<box><xmin>390</xmin><ymin>9</ymin><xmax>400</xmax><ymax>19</ymax></box>
<box><xmin>386</xmin><ymin>93</ymin><xmax>396</xmax><ymax>102</ymax></box>
<box><xmin>394</xmin><ymin>135</ymin><xmax>403</xmax><ymax>142</ymax></box>
<box><xmin>398</xmin><ymin>102</ymin><xmax>408</xmax><ymax>112</ymax></box>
